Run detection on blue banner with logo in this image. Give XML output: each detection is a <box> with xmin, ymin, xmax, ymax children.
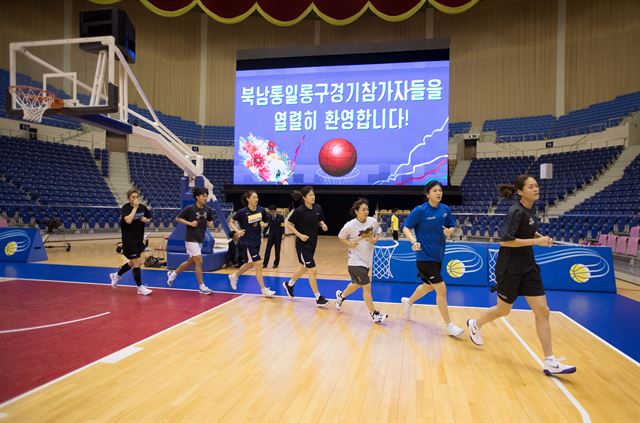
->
<box><xmin>372</xmin><ymin>240</ymin><xmax>487</xmax><ymax>287</ymax></box>
<box><xmin>373</xmin><ymin>240</ymin><xmax>616</xmax><ymax>292</ymax></box>
<box><xmin>533</xmin><ymin>245</ymin><xmax>615</xmax><ymax>292</ymax></box>
<box><xmin>0</xmin><ymin>228</ymin><xmax>47</xmax><ymax>263</ymax></box>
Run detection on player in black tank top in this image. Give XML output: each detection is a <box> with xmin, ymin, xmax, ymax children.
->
<box><xmin>466</xmin><ymin>175</ymin><xmax>576</xmax><ymax>376</ymax></box>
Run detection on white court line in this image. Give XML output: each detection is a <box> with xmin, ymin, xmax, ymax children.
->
<box><xmin>99</xmin><ymin>346</ymin><xmax>143</xmax><ymax>364</ymax></box>
<box><xmin>501</xmin><ymin>317</ymin><xmax>591</xmax><ymax>423</ymax></box>
<box><xmin>0</xmin><ymin>294</ymin><xmax>244</xmax><ymax>409</ymax></box>
<box><xmin>0</xmin><ymin>312</ymin><xmax>110</xmax><ymax>334</ymax></box>
<box><xmin>558</xmin><ymin>312</ymin><xmax>640</xmax><ymax>367</ymax></box>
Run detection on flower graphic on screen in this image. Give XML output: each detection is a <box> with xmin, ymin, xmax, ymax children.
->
<box><xmin>239</xmin><ymin>134</ymin><xmax>293</xmax><ymax>184</ymax></box>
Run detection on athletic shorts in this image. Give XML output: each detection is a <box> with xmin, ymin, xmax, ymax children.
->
<box><xmin>239</xmin><ymin>243</ymin><xmax>261</xmax><ymax>263</ymax></box>
<box><xmin>185</xmin><ymin>242</ymin><xmax>203</xmax><ymax>257</ymax></box>
<box><xmin>123</xmin><ymin>241</ymin><xmax>146</xmax><ymax>260</ymax></box>
<box><xmin>348</xmin><ymin>266</ymin><xmax>371</xmax><ymax>286</ymax></box>
<box><xmin>295</xmin><ymin>242</ymin><xmax>316</xmax><ymax>269</ymax></box>
<box><xmin>416</xmin><ymin>261</ymin><xmax>444</xmax><ymax>285</ymax></box>
<box><xmin>496</xmin><ymin>266</ymin><xmax>545</xmax><ymax>304</ymax></box>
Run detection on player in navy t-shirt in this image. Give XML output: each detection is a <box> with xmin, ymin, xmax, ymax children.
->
<box><xmin>400</xmin><ymin>181</ymin><xmax>465</xmax><ymax>337</ymax></box>
<box><xmin>227</xmin><ymin>191</ymin><xmax>275</xmax><ymax>297</ymax></box>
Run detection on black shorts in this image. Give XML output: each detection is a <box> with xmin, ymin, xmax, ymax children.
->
<box><xmin>239</xmin><ymin>243</ymin><xmax>261</xmax><ymax>263</ymax></box>
<box><xmin>416</xmin><ymin>261</ymin><xmax>444</xmax><ymax>285</ymax></box>
<box><xmin>496</xmin><ymin>266</ymin><xmax>545</xmax><ymax>304</ymax></box>
<box><xmin>392</xmin><ymin>230</ymin><xmax>399</xmax><ymax>240</ymax></box>
<box><xmin>295</xmin><ymin>242</ymin><xmax>316</xmax><ymax>268</ymax></box>
<box><xmin>123</xmin><ymin>241</ymin><xmax>146</xmax><ymax>260</ymax></box>
<box><xmin>347</xmin><ymin>266</ymin><xmax>371</xmax><ymax>286</ymax></box>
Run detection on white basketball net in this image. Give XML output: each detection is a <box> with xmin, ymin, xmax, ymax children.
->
<box><xmin>9</xmin><ymin>86</ymin><xmax>55</xmax><ymax>123</ymax></box>
<box><xmin>372</xmin><ymin>241</ymin><xmax>399</xmax><ymax>280</ymax></box>
<box><xmin>488</xmin><ymin>248</ymin><xmax>499</xmax><ymax>285</ymax></box>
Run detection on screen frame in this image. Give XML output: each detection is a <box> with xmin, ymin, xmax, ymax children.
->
<box><xmin>233</xmin><ymin>39</ymin><xmax>452</xmax><ymax>190</ymax></box>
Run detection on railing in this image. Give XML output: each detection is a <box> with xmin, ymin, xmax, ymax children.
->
<box><xmin>127</xmin><ymin>144</ymin><xmax>233</xmax><ymax>160</ymax></box>
<box><xmin>0</xmin><ymin>126</ymin><xmax>98</xmax><ymax>150</ymax></box>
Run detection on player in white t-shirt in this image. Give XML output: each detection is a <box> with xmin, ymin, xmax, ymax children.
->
<box><xmin>336</xmin><ymin>198</ymin><xmax>388</xmax><ymax>323</ymax></box>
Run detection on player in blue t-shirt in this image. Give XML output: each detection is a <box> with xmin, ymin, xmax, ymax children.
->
<box><xmin>400</xmin><ymin>181</ymin><xmax>465</xmax><ymax>337</ymax></box>
<box><xmin>228</xmin><ymin>191</ymin><xmax>275</xmax><ymax>297</ymax></box>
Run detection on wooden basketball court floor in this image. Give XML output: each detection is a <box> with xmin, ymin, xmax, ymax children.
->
<box><xmin>1</xmin><ymin>236</ymin><xmax>639</xmax><ymax>422</ymax></box>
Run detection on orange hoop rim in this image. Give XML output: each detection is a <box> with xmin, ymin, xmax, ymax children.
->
<box><xmin>9</xmin><ymin>85</ymin><xmax>55</xmax><ymax>101</ymax></box>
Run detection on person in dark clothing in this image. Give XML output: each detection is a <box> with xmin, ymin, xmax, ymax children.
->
<box><xmin>227</xmin><ymin>191</ymin><xmax>275</xmax><ymax>297</ymax></box>
<box><xmin>110</xmin><ymin>188</ymin><xmax>152</xmax><ymax>296</ymax></box>
<box><xmin>223</xmin><ymin>230</ymin><xmax>241</xmax><ymax>268</ymax></box>
<box><xmin>262</xmin><ymin>204</ymin><xmax>284</xmax><ymax>268</ymax></box>
<box><xmin>282</xmin><ymin>186</ymin><xmax>329</xmax><ymax>306</ymax></box>
<box><xmin>166</xmin><ymin>187</ymin><xmax>214</xmax><ymax>295</ymax></box>
<box><xmin>466</xmin><ymin>174</ymin><xmax>576</xmax><ymax>376</ymax></box>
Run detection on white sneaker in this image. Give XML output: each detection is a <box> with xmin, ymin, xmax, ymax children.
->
<box><xmin>261</xmin><ymin>286</ymin><xmax>275</xmax><ymax>297</ymax></box>
<box><xmin>371</xmin><ymin>311</ymin><xmax>388</xmax><ymax>323</ymax></box>
<box><xmin>199</xmin><ymin>285</ymin><xmax>213</xmax><ymax>295</ymax></box>
<box><xmin>166</xmin><ymin>271</ymin><xmax>177</xmax><ymax>287</ymax></box>
<box><xmin>401</xmin><ymin>297</ymin><xmax>411</xmax><ymax>319</ymax></box>
<box><xmin>543</xmin><ymin>358</ymin><xmax>576</xmax><ymax>376</ymax></box>
<box><xmin>467</xmin><ymin>319</ymin><xmax>484</xmax><ymax>346</ymax></box>
<box><xmin>110</xmin><ymin>273</ymin><xmax>120</xmax><ymax>289</ymax></box>
<box><xmin>137</xmin><ymin>285</ymin><xmax>152</xmax><ymax>296</ymax></box>
<box><xmin>229</xmin><ymin>273</ymin><xmax>238</xmax><ymax>290</ymax></box>
<box><xmin>335</xmin><ymin>290</ymin><xmax>344</xmax><ymax>310</ymax></box>
<box><xmin>447</xmin><ymin>323</ymin><xmax>464</xmax><ymax>337</ymax></box>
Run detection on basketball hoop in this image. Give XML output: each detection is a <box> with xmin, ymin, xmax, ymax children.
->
<box><xmin>372</xmin><ymin>241</ymin><xmax>399</xmax><ymax>280</ymax></box>
<box><xmin>8</xmin><ymin>85</ymin><xmax>60</xmax><ymax>123</ymax></box>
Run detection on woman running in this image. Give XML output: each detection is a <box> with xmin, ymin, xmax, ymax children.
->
<box><xmin>283</xmin><ymin>186</ymin><xmax>329</xmax><ymax>306</ymax></box>
<box><xmin>466</xmin><ymin>175</ymin><xmax>576</xmax><ymax>376</ymax></box>
<box><xmin>227</xmin><ymin>191</ymin><xmax>275</xmax><ymax>297</ymax></box>
<box><xmin>401</xmin><ymin>181</ymin><xmax>465</xmax><ymax>337</ymax></box>
<box><xmin>335</xmin><ymin>198</ymin><xmax>388</xmax><ymax>323</ymax></box>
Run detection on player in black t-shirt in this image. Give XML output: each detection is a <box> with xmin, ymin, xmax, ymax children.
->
<box><xmin>283</xmin><ymin>186</ymin><xmax>329</xmax><ymax>306</ymax></box>
<box><xmin>166</xmin><ymin>187</ymin><xmax>214</xmax><ymax>295</ymax></box>
<box><xmin>227</xmin><ymin>191</ymin><xmax>275</xmax><ymax>297</ymax></box>
<box><xmin>466</xmin><ymin>175</ymin><xmax>576</xmax><ymax>376</ymax></box>
<box><xmin>110</xmin><ymin>188</ymin><xmax>152</xmax><ymax>295</ymax></box>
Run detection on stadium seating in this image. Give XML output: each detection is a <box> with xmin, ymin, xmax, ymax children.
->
<box><xmin>483</xmin><ymin>92</ymin><xmax>640</xmax><ymax>142</ymax></box>
<box><xmin>127</xmin><ymin>104</ymin><xmax>233</xmax><ymax>147</ymax></box>
<box><xmin>448</xmin><ymin>121</ymin><xmax>471</xmax><ymax>138</ymax></box>
<box><xmin>483</xmin><ymin>115</ymin><xmax>555</xmax><ymax>142</ymax></box>
<box><xmin>548</xmin><ymin>92</ymin><xmax>640</xmax><ymax>139</ymax></box>
<box><xmin>94</xmin><ymin>148</ymin><xmax>109</xmax><ymax>177</ymax></box>
<box><xmin>569</xmin><ymin>153</ymin><xmax>640</xmax><ymax>216</ymax></box>
<box><xmin>0</xmin><ymin>136</ymin><xmax>116</xmax><ymax>207</ymax></box>
<box><xmin>127</xmin><ymin>151</ymin><xmax>233</xmax><ymax>227</ymax></box>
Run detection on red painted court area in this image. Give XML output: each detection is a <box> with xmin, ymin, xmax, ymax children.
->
<box><xmin>0</xmin><ymin>279</ymin><xmax>238</xmax><ymax>403</ymax></box>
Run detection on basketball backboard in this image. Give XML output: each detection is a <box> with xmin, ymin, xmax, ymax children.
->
<box><xmin>7</xmin><ymin>36</ymin><xmax>123</xmax><ymax>120</ymax></box>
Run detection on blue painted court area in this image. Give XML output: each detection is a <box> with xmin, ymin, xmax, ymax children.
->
<box><xmin>2</xmin><ymin>262</ymin><xmax>639</xmax><ymax>363</ymax></box>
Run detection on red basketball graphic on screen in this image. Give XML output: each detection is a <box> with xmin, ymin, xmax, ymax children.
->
<box><xmin>318</xmin><ymin>138</ymin><xmax>357</xmax><ymax>177</ymax></box>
